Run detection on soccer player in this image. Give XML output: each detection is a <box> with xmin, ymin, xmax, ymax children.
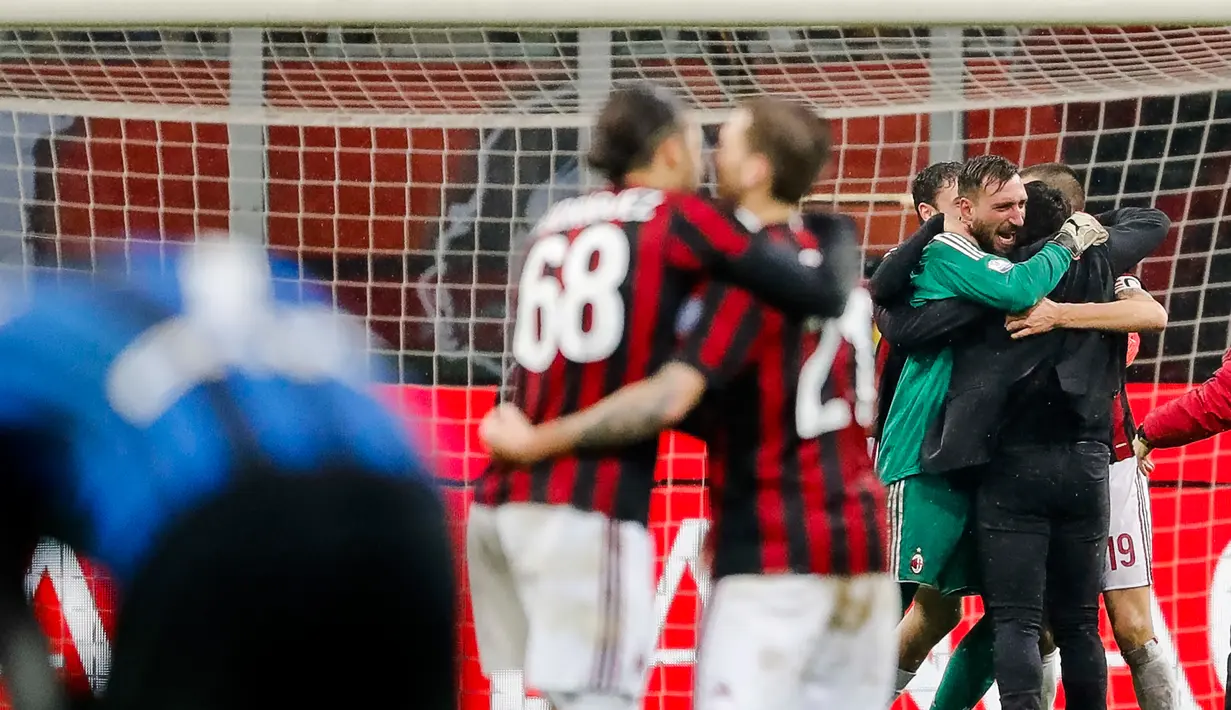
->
<box><xmin>871</xmin><ymin>161</ymin><xmax>962</xmax><ymax>462</ymax></box>
<box><xmin>874</xmin><ymin>155</ymin><xmax>1106</xmax><ymax>700</ymax></box>
<box><xmin>466</xmin><ymin>86</ymin><xmax>855</xmax><ymax>710</ymax></box>
<box><xmin>0</xmin><ymin>239</ymin><xmax>452</xmax><ymax>710</ymax></box>
<box><xmin>481</xmin><ymin>96</ymin><xmax>893</xmax><ymax>710</ymax></box>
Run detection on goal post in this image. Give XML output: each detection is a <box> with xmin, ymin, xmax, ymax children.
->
<box><xmin>1</xmin><ymin>18</ymin><xmax>1231</xmax><ymax>710</ymax></box>
<box><xmin>2</xmin><ymin>0</ymin><xmax>1231</xmax><ymax>26</ymax></box>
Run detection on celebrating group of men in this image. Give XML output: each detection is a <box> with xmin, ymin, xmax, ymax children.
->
<box><xmin>470</xmin><ymin>79</ymin><xmax>1206</xmax><ymax>710</ymax></box>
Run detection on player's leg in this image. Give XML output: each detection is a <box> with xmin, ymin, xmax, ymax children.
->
<box><xmin>798</xmin><ymin>574</ymin><xmax>898</xmax><ymax>710</ymax></box>
<box><xmin>1046</xmin><ymin>442</ymin><xmax>1111</xmax><ymax>710</ymax></box>
<box><xmin>889</xmin><ymin>477</ymin><xmax>970</xmax><ymax>696</ymax></box>
<box><xmin>975</xmin><ymin>447</ymin><xmax>1055</xmax><ymax>710</ymax></box>
<box><xmin>694</xmin><ymin>575</ymin><xmax>833</xmax><ymax>710</ymax></box>
<box><xmin>929</xmin><ymin>613</ymin><xmax>994</xmax><ymax>710</ymax></box>
<box><xmin>497</xmin><ymin>505</ymin><xmax>655</xmax><ymax>710</ymax></box>
<box><xmin>1103</xmin><ymin>458</ymin><xmax>1175</xmax><ymax>710</ymax></box>
<box><xmin>106</xmin><ymin>468</ymin><xmax>458</xmax><ymax>710</ymax></box>
<box><xmin>1038</xmin><ymin>626</ymin><xmax>1060</xmax><ymax>710</ymax></box>
<box><xmin>467</xmin><ymin>503</ymin><xmax>532</xmax><ymax>706</ymax></box>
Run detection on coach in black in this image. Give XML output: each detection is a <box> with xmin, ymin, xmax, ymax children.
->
<box><xmin>871</xmin><ymin>179</ymin><xmax>1168</xmax><ymax>710</ymax></box>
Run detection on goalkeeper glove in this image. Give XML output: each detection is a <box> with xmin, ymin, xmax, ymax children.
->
<box><xmin>1049</xmin><ymin>212</ymin><xmax>1109</xmax><ymax>258</ymax></box>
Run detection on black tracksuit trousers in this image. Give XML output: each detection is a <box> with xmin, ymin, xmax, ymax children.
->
<box><xmin>976</xmin><ymin>441</ymin><xmax>1111</xmax><ymax>710</ymax></box>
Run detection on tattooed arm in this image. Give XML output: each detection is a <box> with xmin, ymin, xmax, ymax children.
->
<box><xmin>480</xmin><ymin>283</ymin><xmax>762</xmax><ymax>466</ymax></box>
<box><xmin>481</xmin><ymin>363</ymin><xmax>708</xmax><ymax>466</ymax></box>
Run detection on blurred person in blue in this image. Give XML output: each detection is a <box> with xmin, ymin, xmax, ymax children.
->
<box><xmin>0</xmin><ymin>236</ymin><xmax>454</xmax><ymax>710</ymax></box>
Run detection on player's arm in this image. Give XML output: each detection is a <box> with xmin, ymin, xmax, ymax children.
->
<box><xmin>1137</xmin><ymin>347</ymin><xmax>1231</xmax><ymax>453</ymax></box>
<box><xmin>1098</xmin><ymin>207</ymin><xmax>1171</xmax><ymax>276</ymax></box>
<box><xmin>1005</xmin><ymin>275</ymin><xmax>1167</xmax><ymax>339</ymax></box>
<box><xmin>480</xmin><ymin>284</ymin><xmax>761</xmax><ymax>465</ymax></box>
<box><xmin>867</xmin><ymin>214</ymin><xmax>946</xmax><ymax>306</ymax></box>
<box><xmin>667</xmin><ymin>197</ymin><xmax>854</xmax><ymax>318</ymax></box>
<box><xmin>874</xmin><ymin>298</ymin><xmax>987</xmax><ymax>351</ymax></box>
<box><xmin>921</xmin><ymin>233</ymin><xmax>1073</xmax><ymax>313</ymax></box>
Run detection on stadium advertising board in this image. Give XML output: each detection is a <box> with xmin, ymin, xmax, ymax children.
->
<box><xmin>6</xmin><ymin>384</ymin><xmax>1231</xmax><ymax>710</ymax></box>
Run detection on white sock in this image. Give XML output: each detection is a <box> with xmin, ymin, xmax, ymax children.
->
<box><xmin>894</xmin><ymin>668</ymin><xmax>916</xmax><ymax>697</ymax></box>
<box><xmin>1124</xmin><ymin>638</ymin><xmax>1178</xmax><ymax>710</ymax></box>
<box><xmin>1041</xmin><ymin>650</ymin><xmax>1060</xmax><ymax>710</ymax></box>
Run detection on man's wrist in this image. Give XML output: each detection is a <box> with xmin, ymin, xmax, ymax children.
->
<box><xmin>1054</xmin><ymin>302</ymin><xmax>1073</xmax><ymax>328</ymax></box>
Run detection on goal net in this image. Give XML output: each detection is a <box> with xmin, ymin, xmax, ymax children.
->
<box><xmin>1</xmin><ymin>19</ymin><xmax>1231</xmax><ymax>710</ymax></box>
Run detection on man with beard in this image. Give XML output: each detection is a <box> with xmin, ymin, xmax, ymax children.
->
<box><xmin>875</xmin><ymin>155</ymin><xmax>1107</xmax><ymax>699</ymax></box>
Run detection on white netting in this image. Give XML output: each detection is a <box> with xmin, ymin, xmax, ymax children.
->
<box><xmin>1</xmin><ymin>25</ymin><xmax>1231</xmax><ymax>710</ymax></box>
<box><xmin>1</xmin><ymin>28</ymin><xmax>1231</xmax><ymax>125</ymax></box>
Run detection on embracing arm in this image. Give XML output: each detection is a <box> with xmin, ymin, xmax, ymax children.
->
<box><xmin>1099</xmin><ymin>207</ymin><xmax>1171</xmax><ymax>276</ymax></box>
<box><xmin>867</xmin><ymin>214</ymin><xmax>946</xmax><ymax>306</ymax></box>
<box><xmin>875</xmin><ymin>298</ymin><xmax>988</xmax><ymax>351</ymax></box>
<box><xmin>924</xmin><ymin>235</ymin><xmax>1073</xmax><ymax>313</ymax></box>
<box><xmin>481</xmin><ymin>282</ymin><xmax>762</xmax><ymax>465</ymax></box>
<box><xmin>1005</xmin><ymin>275</ymin><xmax>1167</xmax><ymax>339</ymax></box>
<box><xmin>669</xmin><ymin>197</ymin><xmax>853</xmax><ymax>318</ymax></box>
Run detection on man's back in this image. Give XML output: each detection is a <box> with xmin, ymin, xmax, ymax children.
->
<box><xmin>680</xmin><ymin>222</ymin><xmax>896</xmax><ymax>710</ymax></box>
<box><xmin>679</xmin><ymin>222</ymin><xmax>884</xmax><ymax>578</ymax></box>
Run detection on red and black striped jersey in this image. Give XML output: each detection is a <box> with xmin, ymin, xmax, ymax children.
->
<box><xmin>675</xmin><ymin>220</ymin><xmax>887</xmax><ymax>578</ymax></box>
<box><xmin>475</xmin><ymin>188</ymin><xmax>839</xmax><ymax>524</ymax></box>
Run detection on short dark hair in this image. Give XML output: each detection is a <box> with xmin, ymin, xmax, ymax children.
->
<box><xmin>1019</xmin><ymin>180</ymin><xmax>1073</xmax><ymax>248</ymax></box>
<box><xmin>743</xmin><ymin>97</ymin><xmax>833</xmax><ymax>203</ymax></box>
<box><xmin>958</xmin><ymin>154</ymin><xmax>1020</xmax><ymax>200</ymax></box>
<box><xmin>1021</xmin><ymin>162</ymin><xmax>1086</xmax><ymax>211</ymax></box>
<box><xmin>910</xmin><ymin>161</ymin><xmax>962</xmax><ymax>213</ymax></box>
<box><xmin>585</xmin><ymin>83</ymin><xmax>684</xmax><ymax>186</ymax></box>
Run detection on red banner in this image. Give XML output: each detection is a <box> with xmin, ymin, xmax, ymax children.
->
<box><xmin>9</xmin><ymin>384</ymin><xmax>1231</xmax><ymax>710</ymax></box>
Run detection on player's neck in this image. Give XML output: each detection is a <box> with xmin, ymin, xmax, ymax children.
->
<box><xmin>943</xmin><ymin>215</ymin><xmax>977</xmax><ymax>244</ymax></box>
<box><xmin>737</xmin><ymin>194</ymin><xmax>795</xmax><ymax>227</ymax></box>
<box><xmin>621</xmin><ymin>167</ymin><xmax>682</xmax><ymax>193</ymax></box>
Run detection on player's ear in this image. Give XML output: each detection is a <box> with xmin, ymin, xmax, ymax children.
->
<box><xmin>747</xmin><ymin>154</ymin><xmax>771</xmax><ymax>193</ymax></box>
<box><xmin>657</xmin><ymin>132</ymin><xmax>684</xmax><ymax>173</ymax></box>
<box><xmin>957</xmin><ymin>195</ymin><xmax>975</xmax><ymax>223</ymax></box>
<box><xmin>917</xmin><ymin>204</ymin><xmax>935</xmax><ymax>222</ymax></box>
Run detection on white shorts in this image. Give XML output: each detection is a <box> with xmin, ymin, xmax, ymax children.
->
<box><xmin>466</xmin><ymin>502</ymin><xmax>655</xmax><ymax>699</ymax></box>
<box><xmin>694</xmin><ymin>573</ymin><xmax>898</xmax><ymax>710</ymax></box>
<box><xmin>1103</xmin><ymin>458</ymin><xmax>1154</xmax><ymax>592</ymax></box>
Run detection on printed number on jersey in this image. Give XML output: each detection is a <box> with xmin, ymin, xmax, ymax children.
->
<box><xmin>512</xmin><ymin>224</ymin><xmax>631</xmax><ymax>373</ymax></box>
<box><xmin>796</xmin><ymin>288</ymin><xmax>877</xmax><ymax>438</ymax></box>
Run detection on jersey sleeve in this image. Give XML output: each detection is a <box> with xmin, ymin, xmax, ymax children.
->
<box><xmin>1142</xmin><ymin>348</ymin><xmax>1231</xmax><ymax>449</ymax></box>
<box><xmin>672</xmin><ymin>282</ymin><xmax>763</xmax><ymax>389</ymax></box>
<box><xmin>915</xmin><ymin>234</ymin><xmax>1072</xmax><ymax>313</ymax></box>
<box><xmin>664</xmin><ymin>196</ymin><xmax>850</xmax><ymax>319</ymax></box>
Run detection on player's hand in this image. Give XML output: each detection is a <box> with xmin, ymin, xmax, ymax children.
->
<box><xmin>1051</xmin><ymin>211</ymin><xmax>1109</xmax><ymax>258</ymax></box>
<box><xmin>1133</xmin><ymin>435</ymin><xmax>1155</xmax><ymax>476</ymax></box>
<box><xmin>479</xmin><ymin>403</ymin><xmax>542</xmax><ymax>466</ymax></box>
<box><xmin>1005</xmin><ymin>298</ymin><xmax>1064</xmax><ymax>339</ymax></box>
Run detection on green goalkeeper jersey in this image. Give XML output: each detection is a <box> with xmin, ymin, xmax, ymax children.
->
<box><xmin>876</xmin><ymin>233</ymin><xmax>1073</xmax><ymax>485</ymax></box>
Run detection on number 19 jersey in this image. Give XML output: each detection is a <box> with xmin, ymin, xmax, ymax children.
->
<box><xmin>475</xmin><ymin>187</ymin><xmax>786</xmax><ymax>525</ymax></box>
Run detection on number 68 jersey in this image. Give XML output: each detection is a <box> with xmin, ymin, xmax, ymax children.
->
<box><xmin>674</xmin><ymin>222</ymin><xmax>888</xmax><ymax>579</ymax></box>
<box><xmin>475</xmin><ymin>187</ymin><xmax>849</xmax><ymax>526</ymax></box>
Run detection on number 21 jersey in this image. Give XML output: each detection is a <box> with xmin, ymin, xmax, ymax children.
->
<box><xmin>475</xmin><ymin>187</ymin><xmax>820</xmax><ymax>525</ymax></box>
